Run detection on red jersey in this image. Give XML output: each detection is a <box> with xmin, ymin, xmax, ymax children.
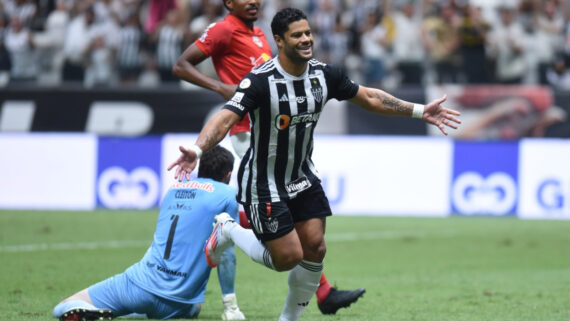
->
<box><xmin>195</xmin><ymin>14</ymin><xmax>272</xmax><ymax>135</ymax></box>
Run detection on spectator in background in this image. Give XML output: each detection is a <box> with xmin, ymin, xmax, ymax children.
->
<box><xmin>546</xmin><ymin>54</ymin><xmax>570</xmax><ymax>91</ymax></box>
<box><xmin>422</xmin><ymin>4</ymin><xmax>461</xmax><ymax>84</ymax></box>
<box><xmin>154</xmin><ymin>9</ymin><xmax>186</xmax><ymax>82</ymax></box>
<box><xmin>144</xmin><ymin>0</ymin><xmax>176</xmax><ymax>35</ymax></box>
<box><xmin>534</xmin><ymin>0</ymin><xmax>565</xmax><ymax>84</ymax></box>
<box><xmin>325</xmin><ymin>13</ymin><xmax>350</xmax><ymax>70</ymax></box>
<box><xmin>487</xmin><ymin>5</ymin><xmax>527</xmax><ymax>84</ymax></box>
<box><xmin>2</xmin><ymin>0</ymin><xmax>36</xmax><ymax>27</ymax></box>
<box><xmin>116</xmin><ymin>12</ymin><xmax>145</xmax><ymax>85</ymax></box>
<box><xmin>0</xmin><ymin>13</ymin><xmax>12</xmax><ymax>84</ymax></box>
<box><xmin>61</xmin><ymin>4</ymin><xmax>96</xmax><ymax>82</ymax></box>
<box><xmin>32</xmin><ymin>0</ymin><xmax>69</xmax><ymax>85</ymax></box>
<box><xmin>360</xmin><ymin>9</ymin><xmax>389</xmax><ymax>87</ymax></box>
<box><xmin>458</xmin><ymin>5</ymin><xmax>490</xmax><ymax>84</ymax></box>
<box><xmin>82</xmin><ymin>2</ymin><xmax>120</xmax><ymax>88</ymax></box>
<box><xmin>392</xmin><ymin>0</ymin><xmax>424</xmax><ymax>85</ymax></box>
<box><xmin>4</xmin><ymin>15</ymin><xmax>36</xmax><ymax>83</ymax></box>
<box><xmin>83</xmin><ymin>31</ymin><xmax>117</xmax><ymax>88</ymax></box>
<box><xmin>311</xmin><ymin>0</ymin><xmax>336</xmax><ymax>63</ymax></box>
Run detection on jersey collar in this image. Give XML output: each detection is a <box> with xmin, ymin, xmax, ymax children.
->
<box><xmin>226</xmin><ymin>14</ymin><xmax>255</xmax><ymax>33</ymax></box>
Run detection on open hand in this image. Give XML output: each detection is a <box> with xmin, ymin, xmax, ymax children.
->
<box><xmin>167</xmin><ymin>146</ymin><xmax>199</xmax><ymax>181</ymax></box>
<box><xmin>423</xmin><ymin>95</ymin><xmax>462</xmax><ymax>135</ymax></box>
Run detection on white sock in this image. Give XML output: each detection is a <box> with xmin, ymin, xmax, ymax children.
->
<box><xmin>53</xmin><ymin>300</ymin><xmax>96</xmax><ymax>318</ymax></box>
<box><xmin>227</xmin><ymin>223</ymin><xmax>274</xmax><ymax>269</ymax></box>
<box><xmin>278</xmin><ymin>260</ymin><xmax>323</xmax><ymax>321</ymax></box>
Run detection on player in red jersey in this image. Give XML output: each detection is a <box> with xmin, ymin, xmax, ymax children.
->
<box><xmin>173</xmin><ymin>0</ymin><xmax>365</xmax><ymax>315</ymax></box>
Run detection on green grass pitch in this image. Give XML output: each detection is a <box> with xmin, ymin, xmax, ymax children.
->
<box><xmin>1</xmin><ymin>210</ymin><xmax>569</xmax><ymax>321</ymax></box>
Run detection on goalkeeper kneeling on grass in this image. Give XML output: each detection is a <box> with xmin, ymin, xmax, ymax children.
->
<box><xmin>53</xmin><ymin>146</ymin><xmax>246</xmax><ymax>321</ymax></box>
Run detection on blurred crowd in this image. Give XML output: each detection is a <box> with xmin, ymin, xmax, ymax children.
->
<box><xmin>1</xmin><ymin>0</ymin><xmax>570</xmax><ymax>90</ymax></box>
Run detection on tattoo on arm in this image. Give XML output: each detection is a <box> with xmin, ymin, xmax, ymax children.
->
<box><xmin>375</xmin><ymin>92</ymin><xmax>412</xmax><ymax>114</ymax></box>
<box><xmin>197</xmin><ymin>128</ymin><xmax>223</xmax><ymax>151</ymax></box>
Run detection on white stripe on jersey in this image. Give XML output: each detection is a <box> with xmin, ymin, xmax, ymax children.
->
<box><xmin>249</xmin><ymin>204</ymin><xmax>263</xmax><ymax>234</ymax></box>
<box><xmin>266</xmin><ymin>74</ymin><xmax>280</xmax><ymax>199</ymax></box>
<box><xmin>252</xmin><ymin>59</ymin><xmax>275</xmax><ymax>75</ymax></box>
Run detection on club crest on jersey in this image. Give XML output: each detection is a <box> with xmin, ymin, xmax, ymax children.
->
<box><xmin>252</xmin><ymin>36</ymin><xmax>263</xmax><ymax>47</ymax></box>
<box><xmin>274</xmin><ymin>112</ymin><xmax>321</xmax><ymax>130</ymax></box>
<box><xmin>265</xmin><ymin>217</ymin><xmax>278</xmax><ymax>233</ymax></box>
<box><xmin>311</xmin><ymin>87</ymin><xmax>323</xmax><ymax>103</ymax></box>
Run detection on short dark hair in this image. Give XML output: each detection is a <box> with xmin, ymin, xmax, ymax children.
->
<box><xmin>198</xmin><ymin>145</ymin><xmax>234</xmax><ymax>182</ymax></box>
<box><xmin>271</xmin><ymin>8</ymin><xmax>307</xmax><ymax>38</ymax></box>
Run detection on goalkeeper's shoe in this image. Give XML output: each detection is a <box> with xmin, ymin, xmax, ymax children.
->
<box><xmin>59</xmin><ymin>307</ymin><xmax>114</xmax><ymax>321</ymax></box>
<box><xmin>221</xmin><ymin>293</ymin><xmax>246</xmax><ymax>320</ymax></box>
<box><xmin>317</xmin><ymin>287</ymin><xmax>366</xmax><ymax>315</ymax></box>
<box><xmin>205</xmin><ymin>212</ymin><xmax>235</xmax><ymax>268</ymax></box>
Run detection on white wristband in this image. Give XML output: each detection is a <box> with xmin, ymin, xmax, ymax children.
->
<box><xmin>412</xmin><ymin>104</ymin><xmax>424</xmax><ymax>119</ymax></box>
<box><xmin>188</xmin><ymin>145</ymin><xmax>203</xmax><ymax>159</ymax></box>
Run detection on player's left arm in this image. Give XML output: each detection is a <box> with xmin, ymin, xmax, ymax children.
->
<box><xmin>349</xmin><ymin>86</ymin><xmax>462</xmax><ymax>135</ymax></box>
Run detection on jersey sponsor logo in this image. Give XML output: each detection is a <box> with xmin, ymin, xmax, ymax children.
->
<box><xmin>285</xmin><ymin>176</ymin><xmax>311</xmax><ymax>194</ymax></box>
<box><xmin>231</xmin><ymin>92</ymin><xmax>244</xmax><ymax>103</ymax></box>
<box><xmin>252</xmin><ymin>36</ymin><xmax>263</xmax><ymax>47</ymax></box>
<box><xmin>274</xmin><ymin>112</ymin><xmax>320</xmax><ymax>130</ymax></box>
<box><xmin>226</xmin><ymin>100</ymin><xmax>245</xmax><ymax>111</ymax></box>
<box><xmin>171</xmin><ymin>181</ymin><xmax>215</xmax><ymax>192</ymax></box>
<box><xmin>265</xmin><ymin>217</ymin><xmax>278</xmax><ymax>233</ymax></box>
<box><xmin>239</xmin><ymin>78</ymin><xmax>251</xmax><ymax>89</ymax></box>
<box><xmin>275</xmin><ymin>115</ymin><xmax>290</xmax><ymax>130</ymax></box>
<box><xmin>174</xmin><ymin>190</ymin><xmax>197</xmax><ymax>199</ymax></box>
<box><xmin>279</xmin><ymin>94</ymin><xmax>289</xmax><ymax>102</ymax></box>
<box><xmin>156</xmin><ymin>264</ymin><xmax>188</xmax><ymax>278</ymax></box>
<box><xmin>296</xmin><ymin>96</ymin><xmax>306</xmax><ymax>104</ymax></box>
<box><xmin>168</xmin><ymin>203</ymin><xmax>192</xmax><ymax>211</ymax></box>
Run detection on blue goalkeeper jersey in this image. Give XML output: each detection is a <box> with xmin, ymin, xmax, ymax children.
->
<box><xmin>124</xmin><ymin>178</ymin><xmax>238</xmax><ymax>304</ymax></box>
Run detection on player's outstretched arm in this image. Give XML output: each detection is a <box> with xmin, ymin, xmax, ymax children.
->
<box><xmin>173</xmin><ymin>44</ymin><xmax>237</xmax><ymax>100</ymax></box>
<box><xmin>349</xmin><ymin>86</ymin><xmax>461</xmax><ymax>135</ymax></box>
<box><xmin>168</xmin><ymin>109</ymin><xmax>241</xmax><ymax>181</ymax></box>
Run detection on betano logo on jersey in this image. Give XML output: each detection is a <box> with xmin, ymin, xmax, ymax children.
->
<box><xmin>275</xmin><ymin>112</ymin><xmax>321</xmax><ymax>130</ymax></box>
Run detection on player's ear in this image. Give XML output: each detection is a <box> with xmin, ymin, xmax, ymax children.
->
<box><xmin>274</xmin><ymin>34</ymin><xmax>283</xmax><ymax>49</ymax></box>
<box><xmin>223</xmin><ymin>171</ymin><xmax>232</xmax><ymax>184</ymax></box>
<box><xmin>224</xmin><ymin>0</ymin><xmax>233</xmax><ymax>11</ymax></box>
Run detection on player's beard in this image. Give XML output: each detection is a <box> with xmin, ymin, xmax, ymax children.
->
<box><xmin>283</xmin><ymin>41</ymin><xmax>313</xmax><ymax>63</ymax></box>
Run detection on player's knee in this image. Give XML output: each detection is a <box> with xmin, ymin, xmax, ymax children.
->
<box><xmin>272</xmin><ymin>247</ymin><xmax>303</xmax><ymax>271</ymax></box>
<box><xmin>304</xmin><ymin>239</ymin><xmax>326</xmax><ymax>262</ymax></box>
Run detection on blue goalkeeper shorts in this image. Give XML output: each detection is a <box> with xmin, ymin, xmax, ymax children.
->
<box><xmin>88</xmin><ymin>272</ymin><xmax>200</xmax><ymax>319</ymax></box>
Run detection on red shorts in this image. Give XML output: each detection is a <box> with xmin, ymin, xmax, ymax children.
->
<box><xmin>229</xmin><ymin>114</ymin><xmax>250</xmax><ymax>136</ymax></box>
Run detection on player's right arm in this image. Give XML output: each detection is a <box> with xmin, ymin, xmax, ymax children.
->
<box><xmin>168</xmin><ymin>108</ymin><xmax>241</xmax><ymax>181</ymax></box>
<box><xmin>173</xmin><ymin>43</ymin><xmax>237</xmax><ymax>100</ymax></box>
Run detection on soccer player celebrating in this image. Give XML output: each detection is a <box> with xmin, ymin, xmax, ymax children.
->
<box><xmin>168</xmin><ymin>7</ymin><xmax>461</xmax><ymax>321</ymax></box>
<box><xmin>53</xmin><ymin>146</ymin><xmax>246</xmax><ymax>321</ymax></box>
<box><xmin>173</xmin><ymin>0</ymin><xmax>365</xmax><ymax>314</ymax></box>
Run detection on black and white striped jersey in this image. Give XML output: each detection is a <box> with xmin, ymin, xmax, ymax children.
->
<box><xmin>223</xmin><ymin>57</ymin><xmax>359</xmax><ymax>204</ymax></box>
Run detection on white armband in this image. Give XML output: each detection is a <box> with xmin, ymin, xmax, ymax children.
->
<box><xmin>412</xmin><ymin>104</ymin><xmax>424</xmax><ymax>119</ymax></box>
<box><xmin>188</xmin><ymin>145</ymin><xmax>203</xmax><ymax>159</ymax></box>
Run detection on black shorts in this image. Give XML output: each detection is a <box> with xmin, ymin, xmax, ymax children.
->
<box><xmin>243</xmin><ymin>182</ymin><xmax>332</xmax><ymax>242</ymax></box>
